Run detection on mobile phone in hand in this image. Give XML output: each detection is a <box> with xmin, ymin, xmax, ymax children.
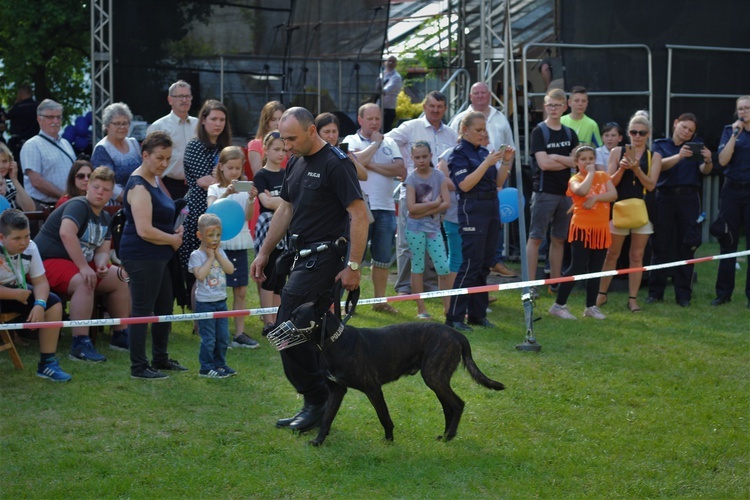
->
<box><xmin>625</xmin><ymin>144</ymin><xmax>636</xmax><ymax>163</ymax></box>
<box><xmin>340</xmin><ymin>143</ymin><xmax>349</xmax><ymax>154</ymax></box>
<box><xmin>234</xmin><ymin>181</ymin><xmax>254</xmax><ymax>192</ymax></box>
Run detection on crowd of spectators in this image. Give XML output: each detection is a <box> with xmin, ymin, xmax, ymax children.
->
<box><xmin>1</xmin><ymin>64</ymin><xmax>747</xmax><ymax>385</ymax></box>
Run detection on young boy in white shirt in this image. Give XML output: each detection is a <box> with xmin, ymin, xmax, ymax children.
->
<box><xmin>189</xmin><ymin>213</ymin><xmax>237</xmax><ymax>379</ymax></box>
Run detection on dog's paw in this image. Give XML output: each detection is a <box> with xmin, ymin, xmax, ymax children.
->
<box><xmin>309</xmin><ymin>439</ymin><xmax>324</xmax><ymax>447</ymax></box>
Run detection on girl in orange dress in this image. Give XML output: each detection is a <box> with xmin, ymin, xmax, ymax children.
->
<box><xmin>549</xmin><ymin>145</ymin><xmax>617</xmax><ymax>320</ymax></box>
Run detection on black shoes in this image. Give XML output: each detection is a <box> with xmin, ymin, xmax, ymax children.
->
<box><xmin>445</xmin><ymin>320</ymin><xmax>473</xmax><ymax>332</ymax></box>
<box><xmin>677</xmin><ymin>299</ymin><xmax>691</xmax><ymax>308</ymax></box>
<box><xmin>152</xmin><ymin>359</ymin><xmax>188</xmax><ymax>371</ymax></box>
<box><xmin>277</xmin><ymin>402</ymin><xmax>326</xmax><ymax>432</ymax></box>
<box><xmin>711</xmin><ymin>296</ymin><xmax>731</xmax><ymax>306</ymax></box>
<box><xmin>131</xmin><ymin>367</ymin><xmax>168</xmax><ymax>380</ymax></box>
<box><xmin>645</xmin><ymin>296</ymin><xmax>663</xmax><ymax>304</ymax></box>
<box><xmin>467</xmin><ymin>317</ymin><xmax>496</xmax><ymax>328</ymax></box>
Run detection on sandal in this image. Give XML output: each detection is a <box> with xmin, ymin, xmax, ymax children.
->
<box><xmin>417</xmin><ymin>313</ymin><xmax>432</xmax><ymax>320</ymax></box>
<box><xmin>627</xmin><ymin>296</ymin><xmax>642</xmax><ymax>313</ymax></box>
<box><xmin>596</xmin><ymin>291</ymin><xmax>608</xmax><ymax>307</ymax></box>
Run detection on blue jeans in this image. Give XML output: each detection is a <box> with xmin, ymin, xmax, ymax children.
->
<box><xmin>196</xmin><ymin>299</ymin><xmax>229</xmax><ymax>372</ymax></box>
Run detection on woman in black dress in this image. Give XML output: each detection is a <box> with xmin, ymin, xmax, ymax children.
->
<box><xmin>178</xmin><ymin>100</ymin><xmax>232</xmax><ymax>272</ymax></box>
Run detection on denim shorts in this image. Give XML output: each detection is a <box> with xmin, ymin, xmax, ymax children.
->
<box><xmin>368</xmin><ymin>210</ymin><xmax>397</xmax><ymax>268</ymax></box>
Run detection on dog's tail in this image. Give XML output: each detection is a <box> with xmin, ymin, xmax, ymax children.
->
<box><xmin>459</xmin><ymin>335</ymin><xmax>505</xmax><ymax>391</ymax></box>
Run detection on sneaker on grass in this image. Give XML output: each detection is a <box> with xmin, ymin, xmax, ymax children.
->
<box><xmin>548</xmin><ymin>303</ymin><xmax>577</xmax><ymax>320</ymax></box>
<box><xmin>199</xmin><ymin>369</ymin><xmax>228</xmax><ymax>379</ymax></box>
<box><xmin>583</xmin><ymin>305</ymin><xmax>606</xmax><ymax>320</ymax></box>
<box><xmin>36</xmin><ymin>358</ymin><xmax>72</xmax><ymax>382</ymax></box>
<box><xmin>151</xmin><ymin>359</ymin><xmax>188</xmax><ymax>371</ymax></box>
<box><xmin>69</xmin><ymin>337</ymin><xmax>107</xmax><ymax>362</ymax></box>
<box><xmin>230</xmin><ymin>333</ymin><xmax>260</xmax><ymax>349</ymax></box>
<box><xmin>131</xmin><ymin>367</ymin><xmax>169</xmax><ymax>380</ymax></box>
<box><xmin>218</xmin><ymin>366</ymin><xmax>237</xmax><ymax>377</ymax></box>
<box><xmin>109</xmin><ymin>330</ymin><xmax>129</xmax><ymax>352</ymax></box>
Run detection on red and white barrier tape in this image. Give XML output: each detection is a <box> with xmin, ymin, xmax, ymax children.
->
<box><xmin>2</xmin><ymin>250</ymin><xmax>747</xmax><ymax>331</ymax></box>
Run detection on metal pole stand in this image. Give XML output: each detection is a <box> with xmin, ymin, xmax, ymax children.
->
<box><xmin>516</xmin><ymin>290</ymin><xmax>541</xmax><ymax>352</ymax></box>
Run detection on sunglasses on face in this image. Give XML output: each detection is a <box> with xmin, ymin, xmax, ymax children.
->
<box><xmin>76</xmin><ymin>173</ymin><xmax>91</xmax><ymax>180</ymax></box>
<box><xmin>629</xmin><ymin>130</ymin><xmax>648</xmax><ymax>137</ymax></box>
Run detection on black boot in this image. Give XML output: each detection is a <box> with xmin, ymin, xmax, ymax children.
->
<box><xmin>288</xmin><ymin>402</ymin><xmax>326</xmax><ymax>432</ymax></box>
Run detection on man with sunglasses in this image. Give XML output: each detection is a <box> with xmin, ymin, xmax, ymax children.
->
<box><xmin>146</xmin><ymin>80</ymin><xmax>198</xmax><ymax>199</ymax></box>
<box><xmin>20</xmin><ymin>99</ymin><xmax>75</xmax><ymax>212</ymax></box>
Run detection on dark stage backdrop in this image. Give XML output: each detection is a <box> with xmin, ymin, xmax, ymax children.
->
<box><xmin>559</xmin><ymin>0</ymin><xmax>750</xmax><ymax>149</ymax></box>
<box><xmin>112</xmin><ymin>0</ymin><xmax>389</xmax><ymax>140</ymax></box>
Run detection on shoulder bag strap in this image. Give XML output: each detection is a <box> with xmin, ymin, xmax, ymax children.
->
<box><xmin>38</xmin><ymin>134</ymin><xmax>76</xmax><ymax>163</ymax></box>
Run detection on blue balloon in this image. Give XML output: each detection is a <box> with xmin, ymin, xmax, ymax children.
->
<box><xmin>74</xmin><ymin>135</ymin><xmax>90</xmax><ymax>151</ymax></box>
<box><xmin>206</xmin><ymin>198</ymin><xmax>245</xmax><ymax>241</ymax></box>
<box><xmin>498</xmin><ymin>187</ymin><xmax>525</xmax><ymax>223</ymax></box>
<box><xmin>75</xmin><ymin>116</ymin><xmax>89</xmax><ymax>136</ymax></box>
<box><xmin>62</xmin><ymin>125</ymin><xmax>77</xmax><ymax>143</ymax></box>
<box><xmin>84</xmin><ymin>111</ymin><xmax>93</xmax><ymax>125</ymax></box>
<box><xmin>0</xmin><ymin>196</ymin><xmax>10</xmax><ymax>214</ymax></box>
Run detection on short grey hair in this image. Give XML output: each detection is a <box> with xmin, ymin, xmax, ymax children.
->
<box><xmin>36</xmin><ymin>99</ymin><xmax>63</xmax><ymax>116</ymax></box>
<box><xmin>169</xmin><ymin>80</ymin><xmax>191</xmax><ymax>96</ymax></box>
<box><xmin>102</xmin><ymin>102</ymin><xmax>133</xmax><ymax>132</ymax></box>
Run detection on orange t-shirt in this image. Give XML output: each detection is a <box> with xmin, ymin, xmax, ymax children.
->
<box><xmin>566</xmin><ymin>171</ymin><xmax>611</xmax><ymax>249</ymax></box>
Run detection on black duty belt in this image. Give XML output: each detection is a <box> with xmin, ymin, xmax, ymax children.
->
<box><xmin>460</xmin><ymin>191</ymin><xmax>497</xmax><ymax>201</ymax></box>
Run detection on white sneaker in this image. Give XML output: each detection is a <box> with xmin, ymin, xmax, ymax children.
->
<box><xmin>583</xmin><ymin>306</ymin><xmax>606</xmax><ymax>320</ymax></box>
<box><xmin>549</xmin><ymin>303</ymin><xmax>577</xmax><ymax>320</ymax></box>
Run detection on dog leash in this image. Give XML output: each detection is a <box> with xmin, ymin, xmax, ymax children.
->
<box><xmin>321</xmin><ymin>283</ymin><xmax>360</xmax><ymax>350</ymax></box>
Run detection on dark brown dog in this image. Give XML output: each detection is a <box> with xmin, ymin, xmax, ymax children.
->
<box><xmin>280</xmin><ymin>294</ymin><xmax>505</xmax><ymax>446</ymax></box>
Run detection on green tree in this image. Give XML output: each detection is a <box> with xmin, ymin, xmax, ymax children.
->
<box><xmin>0</xmin><ymin>0</ymin><xmax>89</xmax><ymax>115</ymax></box>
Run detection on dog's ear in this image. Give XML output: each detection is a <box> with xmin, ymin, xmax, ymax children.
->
<box><xmin>314</xmin><ymin>291</ymin><xmax>334</xmax><ymax>314</ymax></box>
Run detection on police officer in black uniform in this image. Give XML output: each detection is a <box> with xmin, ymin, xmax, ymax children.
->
<box><xmin>445</xmin><ymin>112</ymin><xmax>514</xmax><ymax>331</ymax></box>
<box><xmin>647</xmin><ymin>113</ymin><xmax>713</xmax><ymax>307</ymax></box>
<box><xmin>250</xmin><ymin>107</ymin><xmax>368</xmax><ymax>432</ymax></box>
<box><xmin>712</xmin><ymin>96</ymin><xmax>750</xmax><ymax>307</ymax></box>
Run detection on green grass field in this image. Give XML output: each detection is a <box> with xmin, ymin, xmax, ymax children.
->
<box><xmin>2</xmin><ymin>243</ymin><xmax>748</xmax><ymax>498</ymax></box>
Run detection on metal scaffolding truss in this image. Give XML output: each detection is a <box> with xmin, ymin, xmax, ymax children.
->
<box><xmin>90</xmin><ymin>0</ymin><xmax>112</xmax><ymax>144</ymax></box>
<box><xmin>478</xmin><ymin>0</ymin><xmax>510</xmax><ymax>113</ymax></box>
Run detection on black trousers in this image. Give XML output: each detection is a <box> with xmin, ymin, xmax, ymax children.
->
<box><xmin>649</xmin><ymin>189</ymin><xmax>702</xmax><ymax>302</ymax></box>
<box><xmin>555</xmin><ymin>240</ymin><xmax>607</xmax><ymax>308</ymax></box>
<box><xmin>123</xmin><ymin>259</ymin><xmax>173</xmax><ymax>374</ymax></box>
<box><xmin>276</xmin><ymin>250</ymin><xmax>344</xmax><ymax>406</ymax></box>
<box><xmin>447</xmin><ymin>198</ymin><xmax>499</xmax><ymax>323</ymax></box>
<box><xmin>383</xmin><ymin>108</ymin><xmax>397</xmax><ymax>133</ymax></box>
<box><xmin>714</xmin><ymin>180</ymin><xmax>750</xmax><ymax>301</ymax></box>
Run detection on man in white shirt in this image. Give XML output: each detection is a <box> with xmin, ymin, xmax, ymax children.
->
<box><xmin>146</xmin><ymin>80</ymin><xmax>199</xmax><ymax>199</ymax></box>
<box><xmin>21</xmin><ymin>99</ymin><xmax>75</xmax><ymax>210</ymax></box>
<box><xmin>344</xmin><ymin>103</ymin><xmax>405</xmax><ymax>312</ymax></box>
<box><xmin>386</xmin><ymin>91</ymin><xmax>458</xmax><ymax>294</ymax></box>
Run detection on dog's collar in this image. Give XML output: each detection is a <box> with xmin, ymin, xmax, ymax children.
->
<box><xmin>318</xmin><ymin>322</ymin><xmax>345</xmax><ymax>350</ymax></box>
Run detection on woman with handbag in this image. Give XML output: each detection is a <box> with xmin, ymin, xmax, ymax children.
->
<box><xmin>597</xmin><ymin>111</ymin><xmax>662</xmax><ymax>312</ymax></box>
